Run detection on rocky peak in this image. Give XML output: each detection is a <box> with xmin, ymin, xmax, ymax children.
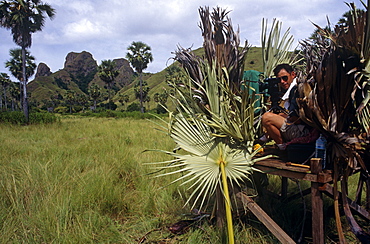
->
<box><xmin>64</xmin><ymin>51</ymin><xmax>98</xmax><ymax>77</ymax></box>
<box><xmin>35</xmin><ymin>62</ymin><xmax>52</xmax><ymax>78</ymax></box>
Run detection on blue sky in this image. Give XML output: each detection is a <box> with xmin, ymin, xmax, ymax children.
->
<box><xmin>0</xmin><ymin>0</ymin><xmax>366</xmax><ymax>81</ymax></box>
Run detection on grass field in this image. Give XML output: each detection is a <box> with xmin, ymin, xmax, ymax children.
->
<box><xmin>0</xmin><ymin>116</ymin><xmax>367</xmax><ymax>243</ymax></box>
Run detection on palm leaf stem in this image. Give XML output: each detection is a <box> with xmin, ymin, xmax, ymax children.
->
<box><xmin>220</xmin><ymin>159</ymin><xmax>235</xmax><ymax>244</ymax></box>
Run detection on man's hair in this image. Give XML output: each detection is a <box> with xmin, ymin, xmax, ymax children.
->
<box><xmin>273</xmin><ymin>63</ymin><xmax>294</xmax><ymax>76</ymax></box>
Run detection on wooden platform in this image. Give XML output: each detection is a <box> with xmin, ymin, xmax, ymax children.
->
<box><xmin>238</xmin><ymin>153</ymin><xmax>370</xmax><ymax>244</ymax></box>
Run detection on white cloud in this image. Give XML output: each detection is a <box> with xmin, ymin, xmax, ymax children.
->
<box><xmin>0</xmin><ymin>0</ymin><xmax>366</xmax><ymax>80</ymax></box>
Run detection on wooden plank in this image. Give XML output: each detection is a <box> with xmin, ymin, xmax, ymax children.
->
<box><xmin>254</xmin><ymin>164</ymin><xmax>318</xmax><ymax>182</ymax></box>
<box><xmin>255</xmin><ymin>159</ymin><xmax>310</xmax><ymax>173</ymax></box>
<box><xmin>254</xmin><ymin>158</ymin><xmax>332</xmax><ymax>183</ymax></box>
<box><xmin>236</xmin><ymin>192</ymin><xmax>296</xmax><ymax>244</ymax></box>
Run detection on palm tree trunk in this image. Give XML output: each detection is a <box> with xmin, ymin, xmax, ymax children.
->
<box><xmin>139</xmin><ymin>72</ymin><xmax>144</xmax><ymax>113</ymax></box>
<box><xmin>0</xmin><ymin>90</ymin><xmax>2</xmax><ymax>110</ymax></box>
<box><xmin>4</xmin><ymin>85</ymin><xmax>8</xmax><ymax>111</ymax></box>
<box><xmin>21</xmin><ymin>46</ymin><xmax>29</xmax><ymax>122</ymax></box>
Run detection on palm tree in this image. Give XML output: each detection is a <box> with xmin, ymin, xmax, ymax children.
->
<box><xmin>126</xmin><ymin>41</ymin><xmax>153</xmax><ymax>113</ymax></box>
<box><xmin>0</xmin><ymin>0</ymin><xmax>55</xmax><ymax>122</ymax></box>
<box><xmin>133</xmin><ymin>79</ymin><xmax>150</xmax><ymax>111</ymax></box>
<box><xmin>88</xmin><ymin>83</ymin><xmax>101</xmax><ymax>111</ymax></box>
<box><xmin>8</xmin><ymin>81</ymin><xmax>20</xmax><ymax>111</ymax></box>
<box><xmin>0</xmin><ymin>72</ymin><xmax>11</xmax><ymax>110</ymax></box>
<box><xmin>64</xmin><ymin>90</ymin><xmax>76</xmax><ymax>114</ymax></box>
<box><xmin>5</xmin><ymin>48</ymin><xmax>36</xmax><ymax>84</ymax></box>
<box><xmin>97</xmin><ymin>59</ymin><xmax>119</xmax><ymax>110</ymax></box>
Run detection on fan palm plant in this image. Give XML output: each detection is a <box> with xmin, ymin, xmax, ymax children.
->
<box><xmin>147</xmin><ymin>6</ymin><xmax>271</xmax><ymax>243</ymax></box>
<box><xmin>298</xmin><ymin>2</ymin><xmax>370</xmax><ymax>243</ymax></box>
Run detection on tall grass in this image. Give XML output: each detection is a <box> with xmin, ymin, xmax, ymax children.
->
<box><xmin>0</xmin><ymin>117</ymin><xmax>180</xmax><ymax>243</ymax></box>
<box><xmin>0</xmin><ymin>117</ymin><xmax>366</xmax><ymax>243</ymax></box>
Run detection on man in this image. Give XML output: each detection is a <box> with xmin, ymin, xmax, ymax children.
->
<box><xmin>260</xmin><ymin>64</ymin><xmax>310</xmax><ymax>150</ymax></box>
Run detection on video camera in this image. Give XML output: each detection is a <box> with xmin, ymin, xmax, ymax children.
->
<box><xmin>259</xmin><ymin>77</ymin><xmax>286</xmax><ymax>114</ymax></box>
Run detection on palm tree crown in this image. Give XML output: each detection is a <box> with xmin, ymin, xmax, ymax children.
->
<box><xmin>5</xmin><ymin>48</ymin><xmax>36</xmax><ymax>81</ymax></box>
<box><xmin>0</xmin><ymin>0</ymin><xmax>55</xmax><ymax>48</ymax></box>
<box><xmin>126</xmin><ymin>41</ymin><xmax>153</xmax><ymax>73</ymax></box>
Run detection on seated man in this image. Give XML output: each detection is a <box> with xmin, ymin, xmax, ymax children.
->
<box><xmin>261</xmin><ymin>64</ymin><xmax>310</xmax><ymax>150</ymax></box>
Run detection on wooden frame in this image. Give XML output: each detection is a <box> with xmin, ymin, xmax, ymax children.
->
<box><xmin>238</xmin><ymin>157</ymin><xmax>370</xmax><ymax>243</ymax></box>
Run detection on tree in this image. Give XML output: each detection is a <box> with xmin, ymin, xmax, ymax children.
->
<box><xmin>133</xmin><ymin>79</ymin><xmax>150</xmax><ymax>112</ymax></box>
<box><xmin>64</xmin><ymin>90</ymin><xmax>76</xmax><ymax>114</ymax></box>
<box><xmin>5</xmin><ymin>48</ymin><xmax>36</xmax><ymax>86</ymax></box>
<box><xmin>126</xmin><ymin>41</ymin><xmax>153</xmax><ymax>113</ymax></box>
<box><xmin>0</xmin><ymin>72</ymin><xmax>11</xmax><ymax>110</ymax></box>
<box><xmin>97</xmin><ymin>59</ymin><xmax>119</xmax><ymax>110</ymax></box>
<box><xmin>0</xmin><ymin>0</ymin><xmax>55</xmax><ymax>122</ymax></box>
<box><xmin>8</xmin><ymin>81</ymin><xmax>20</xmax><ymax>111</ymax></box>
<box><xmin>88</xmin><ymin>83</ymin><xmax>101</xmax><ymax>111</ymax></box>
<box><xmin>117</xmin><ymin>93</ymin><xmax>129</xmax><ymax>109</ymax></box>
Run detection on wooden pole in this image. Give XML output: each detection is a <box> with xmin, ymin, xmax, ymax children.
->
<box><xmin>236</xmin><ymin>192</ymin><xmax>296</xmax><ymax>244</ymax></box>
<box><xmin>310</xmin><ymin>158</ymin><xmax>324</xmax><ymax>244</ymax></box>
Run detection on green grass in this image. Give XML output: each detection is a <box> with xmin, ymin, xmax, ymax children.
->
<box><xmin>0</xmin><ymin>116</ymin><xmax>367</xmax><ymax>243</ymax></box>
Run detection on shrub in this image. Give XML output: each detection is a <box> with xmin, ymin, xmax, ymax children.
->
<box><xmin>0</xmin><ymin>111</ymin><xmax>26</xmax><ymax>124</ymax></box>
<box><xmin>156</xmin><ymin>104</ymin><xmax>167</xmax><ymax>114</ymax></box>
<box><xmin>126</xmin><ymin>102</ymin><xmax>141</xmax><ymax>112</ymax></box>
<box><xmin>0</xmin><ymin>111</ymin><xmax>59</xmax><ymax>125</ymax></box>
<box><xmin>29</xmin><ymin>112</ymin><xmax>59</xmax><ymax>124</ymax></box>
<box><xmin>54</xmin><ymin>106</ymin><xmax>69</xmax><ymax>114</ymax></box>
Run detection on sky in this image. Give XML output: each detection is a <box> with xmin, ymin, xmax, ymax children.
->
<box><xmin>0</xmin><ymin>0</ymin><xmax>367</xmax><ymax>81</ymax></box>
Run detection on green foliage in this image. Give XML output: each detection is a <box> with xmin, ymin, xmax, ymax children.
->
<box><xmin>0</xmin><ymin>117</ymin><xmax>365</xmax><ymax>243</ymax></box>
<box><xmin>78</xmin><ymin>110</ymin><xmax>163</xmax><ymax>119</ymax></box>
<box><xmin>126</xmin><ymin>102</ymin><xmax>141</xmax><ymax>112</ymax></box>
<box><xmin>103</xmin><ymin>101</ymin><xmax>117</xmax><ymax>110</ymax></box>
<box><xmin>5</xmin><ymin>48</ymin><xmax>36</xmax><ymax>81</ymax></box>
<box><xmin>74</xmin><ymin>70</ymin><xmax>97</xmax><ymax>93</ymax></box>
<box><xmin>29</xmin><ymin>112</ymin><xmax>59</xmax><ymax>124</ymax></box>
<box><xmin>54</xmin><ymin>106</ymin><xmax>69</xmax><ymax>114</ymax></box>
<box><xmin>54</xmin><ymin>77</ymin><xmax>68</xmax><ymax>90</ymax></box>
<box><xmin>156</xmin><ymin>103</ymin><xmax>167</xmax><ymax>114</ymax></box>
<box><xmin>0</xmin><ymin>111</ymin><xmax>26</xmax><ymax>124</ymax></box>
<box><xmin>0</xmin><ymin>111</ymin><xmax>58</xmax><ymax>124</ymax></box>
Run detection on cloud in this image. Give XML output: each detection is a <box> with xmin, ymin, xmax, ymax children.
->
<box><xmin>0</xmin><ymin>0</ymin><xmax>366</xmax><ymax>80</ymax></box>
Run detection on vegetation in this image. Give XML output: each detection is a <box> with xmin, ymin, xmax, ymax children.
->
<box><xmin>5</xmin><ymin>48</ymin><xmax>36</xmax><ymax>82</ymax></box>
<box><xmin>0</xmin><ymin>0</ymin><xmax>56</xmax><ymax>122</ymax></box>
<box><xmin>0</xmin><ymin>116</ymin><xmax>367</xmax><ymax>243</ymax></box>
<box><xmin>149</xmin><ymin>7</ymin><xmax>271</xmax><ymax>244</ymax></box>
<box><xmin>126</xmin><ymin>41</ymin><xmax>153</xmax><ymax>113</ymax></box>
<box><xmin>0</xmin><ymin>111</ymin><xmax>58</xmax><ymax>124</ymax></box>
<box><xmin>298</xmin><ymin>2</ymin><xmax>370</xmax><ymax>242</ymax></box>
<box><xmin>98</xmin><ymin>60</ymin><xmax>119</xmax><ymax>110</ymax></box>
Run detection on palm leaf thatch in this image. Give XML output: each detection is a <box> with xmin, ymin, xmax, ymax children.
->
<box><xmin>299</xmin><ymin>2</ymin><xmax>370</xmax><ymax>242</ymax></box>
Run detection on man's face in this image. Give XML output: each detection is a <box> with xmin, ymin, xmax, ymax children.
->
<box><xmin>276</xmin><ymin>69</ymin><xmax>296</xmax><ymax>90</ymax></box>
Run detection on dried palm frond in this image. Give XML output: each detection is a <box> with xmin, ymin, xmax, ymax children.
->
<box><xmin>298</xmin><ymin>2</ymin><xmax>370</xmax><ymax>242</ymax></box>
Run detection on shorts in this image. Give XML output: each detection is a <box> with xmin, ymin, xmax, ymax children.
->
<box><xmin>280</xmin><ymin>120</ymin><xmax>310</xmax><ymax>142</ymax></box>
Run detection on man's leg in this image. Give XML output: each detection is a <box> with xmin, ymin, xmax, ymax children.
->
<box><xmin>261</xmin><ymin>112</ymin><xmax>286</xmax><ymax>144</ymax></box>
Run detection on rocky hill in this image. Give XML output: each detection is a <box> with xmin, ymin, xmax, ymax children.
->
<box><xmin>27</xmin><ymin>47</ymin><xmax>263</xmax><ymax>110</ymax></box>
<box><xmin>27</xmin><ymin>51</ymin><xmax>135</xmax><ymax>105</ymax></box>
